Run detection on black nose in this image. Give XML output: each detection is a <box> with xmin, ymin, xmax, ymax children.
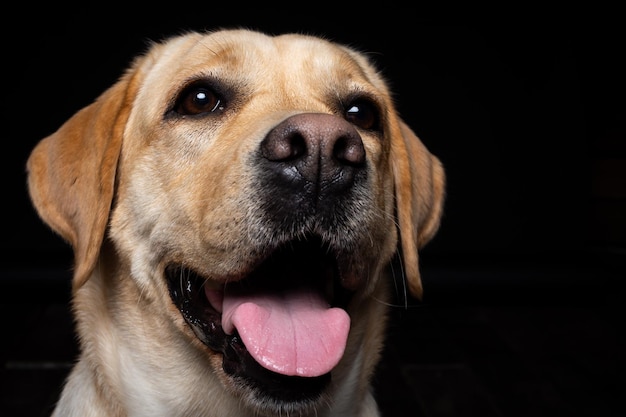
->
<box><xmin>260</xmin><ymin>113</ymin><xmax>366</xmax><ymax>199</ymax></box>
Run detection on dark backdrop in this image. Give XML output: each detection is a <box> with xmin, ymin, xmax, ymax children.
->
<box><xmin>3</xmin><ymin>13</ymin><xmax>625</xmax><ymax>294</ymax></box>
<box><xmin>1</xmin><ymin>10</ymin><xmax>625</xmax><ymax>417</ymax></box>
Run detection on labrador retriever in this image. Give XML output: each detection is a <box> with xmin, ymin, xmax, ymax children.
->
<box><xmin>26</xmin><ymin>28</ymin><xmax>445</xmax><ymax>417</ymax></box>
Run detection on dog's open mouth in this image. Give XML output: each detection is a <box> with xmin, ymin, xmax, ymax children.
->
<box><xmin>166</xmin><ymin>237</ymin><xmax>354</xmax><ymax>402</ymax></box>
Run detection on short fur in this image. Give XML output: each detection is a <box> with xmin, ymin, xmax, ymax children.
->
<box><xmin>27</xmin><ymin>29</ymin><xmax>445</xmax><ymax>417</ymax></box>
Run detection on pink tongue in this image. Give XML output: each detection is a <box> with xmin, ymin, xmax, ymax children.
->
<box><xmin>219</xmin><ymin>286</ymin><xmax>350</xmax><ymax>377</ymax></box>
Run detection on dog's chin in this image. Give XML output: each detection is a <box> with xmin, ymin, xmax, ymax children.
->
<box><xmin>165</xmin><ymin>236</ymin><xmax>355</xmax><ymax>414</ymax></box>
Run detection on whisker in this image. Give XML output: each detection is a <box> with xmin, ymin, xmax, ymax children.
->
<box><xmin>394</xmin><ymin>249</ymin><xmax>409</xmax><ymax>310</ymax></box>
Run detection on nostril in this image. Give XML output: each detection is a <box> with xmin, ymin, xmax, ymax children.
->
<box><xmin>261</xmin><ymin>129</ymin><xmax>307</xmax><ymax>162</ymax></box>
<box><xmin>333</xmin><ymin>135</ymin><xmax>366</xmax><ymax>167</ymax></box>
<box><xmin>284</xmin><ymin>134</ymin><xmax>307</xmax><ymax>161</ymax></box>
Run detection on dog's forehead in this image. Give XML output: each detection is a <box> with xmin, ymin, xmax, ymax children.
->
<box><xmin>141</xmin><ymin>30</ymin><xmax>384</xmax><ymax>100</ymax></box>
<box><xmin>193</xmin><ymin>30</ymin><xmax>366</xmax><ymax>75</ymax></box>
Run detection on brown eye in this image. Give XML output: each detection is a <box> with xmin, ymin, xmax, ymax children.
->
<box><xmin>174</xmin><ymin>84</ymin><xmax>223</xmax><ymax>116</ymax></box>
<box><xmin>345</xmin><ymin>99</ymin><xmax>379</xmax><ymax>130</ymax></box>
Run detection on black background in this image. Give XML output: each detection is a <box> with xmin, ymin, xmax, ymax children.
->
<box><xmin>1</xmin><ymin>9</ymin><xmax>625</xmax><ymax>417</ymax></box>
<box><xmin>4</xmin><ymin>16</ymin><xmax>624</xmax><ymax>265</ymax></box>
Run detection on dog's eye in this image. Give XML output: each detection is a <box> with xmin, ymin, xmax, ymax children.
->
<box><xmin>344</xmin><ymin>99</ymin><xmax>379</xmax><ymax>131</ymax></box>
<box><xmin>174</xmin><ymin>84</ymin><xmax>224</xmax><ymax>116</ymax></box>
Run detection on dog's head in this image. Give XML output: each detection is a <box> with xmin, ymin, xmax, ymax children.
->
<box><xmin>27</xmin><ymin>29</ymin><xmax>444</xmax><ymax>415</ymax></box>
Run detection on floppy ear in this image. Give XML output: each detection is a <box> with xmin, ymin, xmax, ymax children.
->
<box><xmin>26</xmin><ymin>67</ymin><xmax>141</xmax><ymax>291</ymax></box>
<box><xmin>391</xmin><ymin>120</ymin><xmax>446</xmax><ymax>300</ymax></box>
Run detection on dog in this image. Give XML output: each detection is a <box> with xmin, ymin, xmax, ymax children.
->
<box><xmin>26</xmin><ymin>28</ymin><xmax>445</xmax><ymax>417</ymax></box>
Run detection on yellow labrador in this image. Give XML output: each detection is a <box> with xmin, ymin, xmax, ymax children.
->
<box><xmin>27</xmin><ymin>29</ymin><xmax>445</xmax><ymax>417</ymax></box>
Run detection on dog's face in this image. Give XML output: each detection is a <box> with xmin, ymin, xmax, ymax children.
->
<box><xmin>27</xmin><ymin>29</ymin><xmax>444</xmax><ymax>416</ymax></box>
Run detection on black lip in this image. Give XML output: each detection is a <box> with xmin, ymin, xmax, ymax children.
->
<box><xmin>165</xmin><ymin>238</ymin><xmax>352</xmax><ymax>403</ymax></box>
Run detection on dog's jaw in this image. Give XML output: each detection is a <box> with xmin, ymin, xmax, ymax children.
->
<box><xmin>164</xmin><ymin>236</ymin><xmax>364</xmax><ymax>414</ymax></box>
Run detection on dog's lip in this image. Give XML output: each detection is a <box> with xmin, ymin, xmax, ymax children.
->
<box><xmin>165</xmin><ymin>237</ymin><xmax>355</xmax><ymax>401</ymax></box>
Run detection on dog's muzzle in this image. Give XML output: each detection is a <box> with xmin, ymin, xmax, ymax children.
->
<box><xmin>167</xmin><ymin>113</ymin><xmax>370</xmax><ymax>406</ymax></box>
<box><xmin>166</xmin><ymin>238</ymin><xmax>355</xmax><ymax>402</ymax></box>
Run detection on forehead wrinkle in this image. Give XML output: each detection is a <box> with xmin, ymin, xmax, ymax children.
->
<box><xmin>191</xmin><ymin>31</ymin><xmax>379</xmax><ymax>98</ymax></box>
<box><xmin>266</xmin><ymin>36</ymin><xmax>378</xmax><ymax>110</ymax></box>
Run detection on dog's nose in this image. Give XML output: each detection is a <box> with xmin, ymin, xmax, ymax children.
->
<box><xmin>260</xmin><ymin>113</ymin><xmax>366</xmax><ymax>198</ymax></box>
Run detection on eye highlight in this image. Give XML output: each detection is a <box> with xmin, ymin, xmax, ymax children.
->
<box><xmin>344</xmin><ymin>98</ymin><xmax>380</xmax><ymax>131</ymax></box>
<box><xmin>173</xmin><ymin>81</ymin><xmax>224</xmax><ymax>116</ymax></box>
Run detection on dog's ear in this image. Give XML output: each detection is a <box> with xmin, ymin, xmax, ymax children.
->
<box><xmin>27</xmin><ymin>66</ymin><xmax>142</xmax><ymax>291</ymax></box>
<box><xmin>391</xmin><ymin>120</ymin><xmax>446</xmax><ymax>299</ymax></box>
